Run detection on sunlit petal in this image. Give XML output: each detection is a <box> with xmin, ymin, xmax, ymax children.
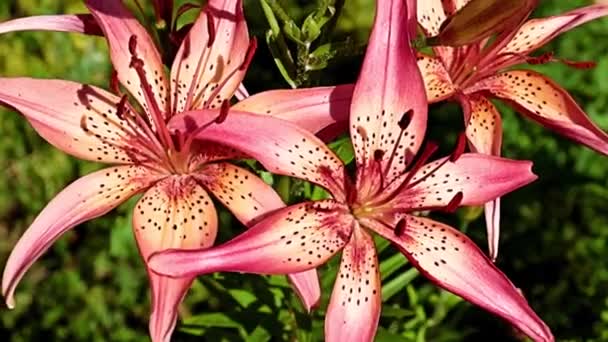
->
<box><xmin>417</xmin><ymin>0</ymin><xmax>448</xmax><ymax>36</ymax></box>
<box><xmin>325</xmin><ymin>228</ymin><xmax>381</xmax><ymax>342</ymax></box>
<box><xmin>0</xmin><ymin>14</ymin><xmax>100</xmax><ymax>35</ymax></box>
<box><xmin>170</xmin><ymin>109</ymin><xmax>348</xmax><ymax>200</ymax></box>
<box><xmin>86</xmin><ymin>0</ymin><xmax>169</xmax><ymax>115</ymax></box>
<box><xmin>148</xmin><ymin>200</ymin><xmax>354</xmax><ymax>278</ymax></box>
<box><xmin>460</xmin><ymin>94</ymin><xmax>503</xmax><ymax>260</ymax></box>
<box><xmin>2</xmin><ymin>166</ymin><xmax>158</xmax><ymax>308</ymax></box>
<box><xmin>233</xmin><ymin>84</ymin><xmax>353</xmax><ymax>135</ymax></box>
<box><xmin>0</xmin><ymin>78</ymin><xmax>146</xmax><ymax>163</ymax></box>
<box><xmin>391</xmin><ymin>154</ymin><xmax>536</xmax><ymax>210</ymax></box>
<box><xmin>170</xmin><ymin>0</ymin><xmax>249</xmax><ymax>112</ymax></box>
<box><xmin>367</xmin><ymin>216</ymin><xmax>554</xmax><ymax>342</ymax></box>
<box><xmin>500</xmin><ymin>4</ymin><xmax>608</xmax><ymax>55</ymax></box>
<box><xmin>417</xmin><ymin>54</ymin><xmax>456</xmax><ymax>103</ymax></box>
<box><xmin>133</xmin><ymin>176</ymin><xmax>217</xmax><ymax>342</ymax></box>
<box><xmin>469</xmin><ymin>70</ymin><xmax>608</xmax><ymax>155</ymax></box>
<box><xmin>350</xmin><ymin>0</ymin><xmax>427</xmax><ymax>185</ymax></box>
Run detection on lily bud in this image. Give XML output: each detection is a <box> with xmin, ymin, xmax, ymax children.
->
<box><xmin>428</xmin><ymin>0</ymin><xmax>538</xmax><ymax>47</ymax></box>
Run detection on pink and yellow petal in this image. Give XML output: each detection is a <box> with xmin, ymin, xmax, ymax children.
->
<box><xmin>170</xmin><ymin>0</ymin><xmax>249</xmax><ymax>112</ymax></box>
<box><xmin>417</xmin><ymin>54</ymin><xmax>457</xmax><ymax>103</ymax></box>
<box><xmin>417</xmin><ymin>0</ymin><xmax>448</xmax><ymax>36</ymax></box>
<box><xmin>470</xmin><ymin>70</ymin><xmax>608</xmax><ymax>155</ymax></box>
<box><xmin>0</xmin><ymin>78</ymin><xmax>140</xmax><ymax>164</ymax></box>
<box><xmin>170</xmin><ymin>109</ymin><xmax>348</xmax><ymax>201</ymax></box>
<box><xmin>196</xmin><ymin>162</ymin><xmax>321</xmax><ymax>311</ymax></box>
<box><xmin>2</xmin><ymin>165</ymin><xmax>158</xmax><ymax>309</ymax></box>
<box><xmin>350</xmin><ymin>0</ymin><xmax>427</xmax><ymax>184</ymax></box>
<box><xmin>0</xmin><ymin>14</ymin><xmax>100</xmax><ymax>35</ymax></box>
<box><xmin>86</xmin><ymin>0</ymin><xmax>169</xmax><ymax>115</ymax></box>
<box><xmin>460</xmin><ymin>94</ymin><xmax>503</xmax><ymax>260</ymax></box>
<box><xmin>368</xmin><ymin>216</ymin><xmax>554</xmax><ymax>342</ymax></box>
<box><xmin>232</xmin><ymin>84</ymin><xmax>354</xmax><ymax>135</ymax></box>
<box><xmin>133</xmin><ymin>176</ymin><xmax>218</xmax><ymax>342</ymax></box>
<box><xmin>325</xmin><ymin>228</ymin><xmax>381</xmax><ymax>342</ymax></box>
<box><xmin>500</xmin><ymin>4</ymin><xmax>608</xmax><ymax>55</ymax></box>
<box><xmin>392</xmin><ymin>154</ymin><xmax>536</xmax><ymax>210</ymax></box>
<box><xmin>148</xmin><ymin>200</ymin><xmax>354</xmax><ymax>278</ymax></box>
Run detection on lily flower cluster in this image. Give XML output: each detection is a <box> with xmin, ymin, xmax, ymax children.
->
<box><xmin>0</xmin><ymin>0</ymin><xmax>606</xmax><ymax>341</ymax></box>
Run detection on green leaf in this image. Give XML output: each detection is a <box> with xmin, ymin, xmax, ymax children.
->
<box><xmin>382</xmin><ymin>268</ymin><xmax>419</xmax><ymax>302</ymax></box>
<box><xmin>379</xmin><ymin>252</ymin><xmax>409</xmax><ymax>280</ymax></box>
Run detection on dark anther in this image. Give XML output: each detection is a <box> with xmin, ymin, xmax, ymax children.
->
<box><xmin>116</xmin><ymin>95</ymin><xmax>129</xmax><ymax>120</ymax></box>
<box><xmin>394</xmin><ymin>218</ymin><xmax>407</xmax><ymax>237</ymax></box>
<box><xmin>240</xmin><ymin>38</ymin><xmax>258</xmax><ymax>71</ymax></box>
<box><xmin>373</xmin><ymin>149</ymin><xmax>385</xmax><ymax>161</ymax></box>
<box><xmin>449</xmin><ymin>133</ymin><xmax>467</xmax><ymax>162</ymax></box>
<box><xmin>128</xmin><ymin>35</ymin><xmax>138</xmax><ymax>56</ymax></box>
<box><xmin>109</xmin><ymin>69</ymin><xmax>121</xmax><ymax>94</ymax></box>
<box><xmin>206</xmin><ymin>11</ymin><xmax>216</xmax><ymax>47</ymax></box>
<box><xmin>215</xmin><ymin>100</ymin><xmax>230</xmax><ymax>124</ymax></box>
<box><xmin>398</xmin><ymin>109</ymin><xmax>414</xmax><ymax>130</ymax></box>
<box><xmin>562</xmin><ymin>59</ymin><xmax>596</xmax><ymax>70</ymax></box>
<box><xmin>443</xmin><ymin>191</ymin><xmax>463</xmax><ymax>213</ymax></box>
<box><xmin>527</xmin><ymin>52</ymin><xmax>553</xmax><ymax>65</ymax></box>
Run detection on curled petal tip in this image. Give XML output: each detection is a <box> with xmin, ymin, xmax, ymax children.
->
<box><xmin>5</xmin><ymin>296</ymin><xmax>15</xmax><ymax>310</ymax></box>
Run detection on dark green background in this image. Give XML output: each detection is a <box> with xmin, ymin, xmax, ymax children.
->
<box><xmin>1</xmin><ymin>0</ymin><xmax>607</xmax><ymax>341</ymax></box>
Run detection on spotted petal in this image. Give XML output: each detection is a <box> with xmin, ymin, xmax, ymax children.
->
<box><xmin>2</xmin><ymin>166</ymin><xmax>158</xmax><ymax>309</ymax></box>
<box><xmin>367</xmin><ymin>216</ymin><xmax>554</xmax><ymax>342</ymax></box>
<box><xmin>133</xmin><ymin>176</ymin><xmax>217</xmax><ymax>342</ymax></box>
<box><xmin>417</xmin><ymin>54</ymin><xmax>456</xmax><ymax>103</ymax></box>
<box><xmin>86</xmin><ymin>0</ymin><xmax>170</xmax><ymax>115</ymax></box>
<box><xmin>148</xmin><ymin>200</ymin><xmax>354</xmax><ymax>279</ymax></box>
<box><xmin>232</xmin><ymin>84</ymin><xmax>353</xmax><ymax>135</ymax></box>
<box><xmin>170</xmin><ymin>109</ymin><xmax>348</xmax><ymax>201</ymax></box>
<box><xmin>0</xmin><ymin>78</ymin><xmax>143</xmax><ymax>164</ymax></box>
<box><xmin>460</xmin><ymin>94</ymin><xmax>503</xmax><ymax>260</ymax></box>
<box><xmin>469</xmin><ymin>70</ymin><xmax>608</xmax><ymax>155</ymax></box>
<box><xmin>500</xmin><ymin>4</ymin><xmax>608</xmax><ymax>55</ymax></box>
<box><xmin>325</xmin><ymin>228</ymin><xmax>381</xmax><ymax>342</ymax></box>
<box><xmin>389</xmin><ymin>154</ymin><xmax>536</xmax><ymax>210</ymax></box>
<box><xmin>0</xmin><ymin>14</ymin><xmax>101</xmax><ymax>35</ymax></box>
<box><xmin>195</xmin><ymin>162</ymin><xmax>321</xmax><ymax>311</ymax></box>
<box><xmin>170</xmin><ymin>0</ymin><xmax>249</xmax><ymax>113</ymax></box>
<box><xmin>417</xmin><ymin>0</ymin><xmax>448</xmax><ymax>36</ymax></box>
<box><xmin>350</xmin><ymin>0</ymin><xmax>427</xmax><ymax>184</ymax></box>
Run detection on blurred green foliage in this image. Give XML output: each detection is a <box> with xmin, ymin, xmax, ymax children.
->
<box><xmin>0</xmin><ymin>0</ymin><xmax>608</xmax><ymax>341</ymax></box>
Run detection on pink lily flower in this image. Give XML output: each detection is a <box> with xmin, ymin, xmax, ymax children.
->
<box><xmin>417</xmin><ymin>1</ymin><xmax>608</xmax><ymax>260</ymax></box>
<box><xmin>149</xmin><ymin>0</ymin><xmax>553</xmax><ymax>341</ymax></box>
<box><xmin>0</xmin><ymin>0</ymin><xmax>352</xmax><ymax>340</ymax></box>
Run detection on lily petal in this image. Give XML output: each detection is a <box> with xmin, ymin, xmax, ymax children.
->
<box><xmin>86</xmin><ymin>0</ymin><xmax>169</xmax><ymax>115</ymax></box>
<box><xmin>325</xmin><ymin>228</ymin><xmax>381</xmax><ymax>342</ymax></box>
<box><xmin>417</xmin><ymin>0</ymin><xmax>448</xmax><ymax>36</ymax></box>
<box><xmin>133</xmin><ymin>176</ymin><xmax>218</xmax><ymax>342</ymax></box>
<box><xmin>391</xmin><ymin>154</ymin><xmax>536</xmax><ymax>210</ymax></box>
<box><xmin>232</xmin><ymin>84</ymin><xmax>353</xmax><ymax>135</ymax></box>
<box><xmin>0</xmin><ymin>14</ymin><xmax>101</xmax><ymax>35</ymax></box>
<box><xmin>460</xmin><ymin>94</ymin><xmax>503</xmax><ymax>260</ymax></box>
<box><xmin>196</xmin><ymin>162</ymin><xmax>320</xmax><ymax>311</ymax></box>
<box><xmin>350</xmin><ymin>0</ymin><xmax>427</xmax><ymax>185</ymax></box>
<box><xmin>369</xmin><ymin>216</ymin><xmax>554</xmax><ymax>342</ymax></box>
<box><xmin>417</xmin><ymin>54</ymin><xmax>456</xmax><ymax>103</ymax></box>
<box><xmin>501</xmin><ymin>4</ymin><xmax>608</xmax><ymax>55</ymax></box>
<box><xmin>148</xmin><ymin>200</ymin><xmax>354</xmax><ymax>278</ymax></box>
<box><xmin>0</xmin><ymin>78</ymin><xmax>140</xmax><ymax>164</ymax></box>
<box><xmin>197</xmin><ymin>162</ymin><xmax>283</xmax><ymax>226</ymax></box>
<box><xmin>170</xmin><ymin>109</ymin><xmax>348</xmax><ymax>200</ymax></box>
<box><xmin>469</xmin><ymin>70</ymin><xmax>608</xmax><ymax>155</ymax></box>
<box><xmin>170</xmin><ymin>0</ymin><xmax>249</xmax><ymax>113</ymax></box>
<box><xmin>2</xmin><ymin>165</ymin><xmax>157</xmax><ymax>309</ymax></box>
